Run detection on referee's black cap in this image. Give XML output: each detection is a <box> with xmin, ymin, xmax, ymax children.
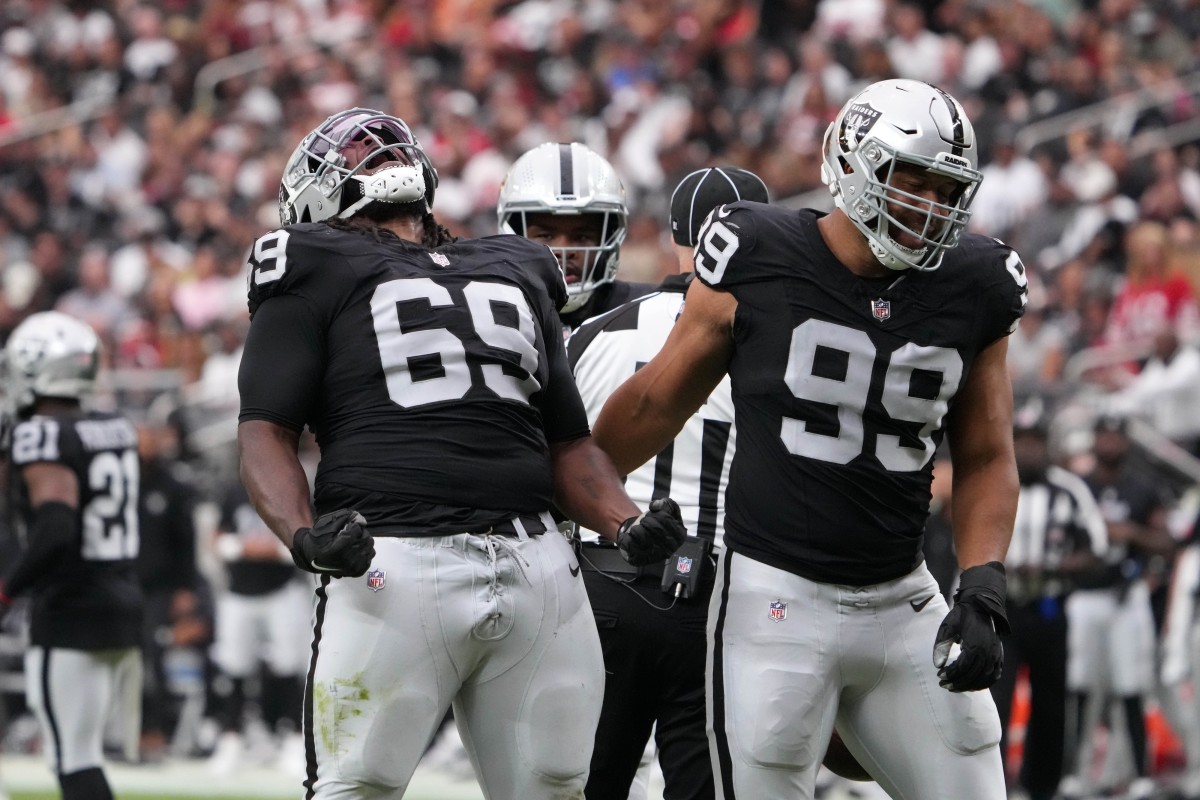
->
<box><xmin>669</xmin><ymin>166</ymin><xmax>769</xmax><ymax>247</ymax></box>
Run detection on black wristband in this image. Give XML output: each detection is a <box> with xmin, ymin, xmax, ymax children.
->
<box><xmin>955</xmin><ymin>561</ymin><xmax>1010</xmax><ymax>634</ymax></box>
<box><xmin>290</xmin><ymin>528</ymin><xmax>315</xmax><ymax>572</ymax></box>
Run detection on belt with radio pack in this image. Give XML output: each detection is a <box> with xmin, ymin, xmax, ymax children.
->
<box><xmin>573</xmin><ymin>524</ymin><xmax>716</xmax><ymax>601</ymax></box>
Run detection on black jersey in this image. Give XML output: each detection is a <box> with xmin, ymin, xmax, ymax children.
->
<box><xmin>218</xmin><ymin>479</ymin><xmax>295</xmax><ymax>596</ymax></box>
<box><xmin>1084</xmin><ymin>470</ymin><xmax>1169</xmax><ymax>587</ymax></box>
<box><xmin>241</xmin><ymin>224</ymin><xmax>591</xmax><ymax>535</ymax></box>
<box><xmin>136</xmin><ymin>457</ymin><xmax>199</xmax><ymax>596</ymax></box>
<box><xmin>695</xmin><ymin>204</ymin><xmax>1027</xmax><ymax>584</ymax></box>
<box><xmin>9</xmin><ymin>410</ymin><xmax>143</xmax><ymax>649</ymax></box>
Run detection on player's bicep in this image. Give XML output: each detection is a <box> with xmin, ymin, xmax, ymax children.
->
<box><xmin>593</xmin><ymin>280</ymin><xmax>734</xmax><ymax>473</ymax></box>
<box><xmin>639</xmin><ymin>279</ymin><xmax>735</xmax><ymax>412</ymax></box>
<box><xmin>947</xmin><ymin>336</ymin><xmax>1014</xmax><ymax>470</ymax></box>
<box><xmin>238</xmin><ymin>295</ymin><xmax>324</xmax><ymax>431</ymax></box>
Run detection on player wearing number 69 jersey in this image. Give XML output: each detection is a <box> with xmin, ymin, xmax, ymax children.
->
<box><xmin>1</xmin><ymin>311</ymin><xmax>143</xmax><ymax>800</ymax></box>
<box><xmin>594</xmin><ymin>79</ymin><xmax>1028</xmax><ymax>799</ymax></box>
<box><xmin>238</xmin><ymin>108</ymin><xmax>686</xmax><ymax>800</ymax></box>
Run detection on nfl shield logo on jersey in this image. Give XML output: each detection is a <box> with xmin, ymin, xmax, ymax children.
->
<box><xmin>871</xmin><ymin>298</ymin><xmax>891</xmax><ymax>321</ymax></box>
<box><xmin>768</xmin><ymin>599</ymin><xmax>788</xmax><ymax>622</ymax></box>
<box><xmin>676</xmin><ymin>556</ymin><xmax>693</xmax><ymax>575</ymax></box>
<box><xmin>367</xmin><ymin>569</ymin><xmax>386</xmax><ymax>592</ymax></box>
<box><xmin>429</xmin><ymin>252</ymin><xmax>450</xmax><ymax>267</ymax></box>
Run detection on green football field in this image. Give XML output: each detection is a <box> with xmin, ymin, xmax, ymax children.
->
<box><xmin>0</xmin><ymin>752</ymin><xmax>488</xmax><ymax>800</ymax></box>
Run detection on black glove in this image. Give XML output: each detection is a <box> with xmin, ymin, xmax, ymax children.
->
<box><xmin>933</xmin><ymin>561</ymin><xmax>1009</xmax><ymax>692</ymax></box>
<box><xmin>291</xmin><ymin>509</ymin><xmax>375</xmax><ymax>578</ymax></box>
<box><xmin>616</xmin><ymin>498</ymin><xmax>687</xmax><ymax>566</ymax></box>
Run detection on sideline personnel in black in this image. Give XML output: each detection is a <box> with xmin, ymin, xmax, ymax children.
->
<box><xmin>568</xmin><ymin>166</ymin><xmax>768</xmax><ymax>799</ymax></box>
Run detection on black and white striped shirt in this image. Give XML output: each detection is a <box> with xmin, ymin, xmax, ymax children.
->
<box><xmin>1005</xmin><ymin>465</ymin><xmax>1108</xmax><ymax>600</ymax></box>
<box><xmin>568</xmin><ymin>276</ymin><xmax>735</xmax><ymax>547</ymax></box>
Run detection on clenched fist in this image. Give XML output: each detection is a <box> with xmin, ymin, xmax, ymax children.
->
<box><xmin>616</xmin><ymin>498</ymin><xmax>687</xmax><ymax>566</ymax></box>
<box><xmin>291</xmin><ymin>509</ymin><xmax>375</xmax><ymax>578</ymax></box>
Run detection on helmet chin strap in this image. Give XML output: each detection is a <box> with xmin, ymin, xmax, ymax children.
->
<box><xmin>560</xmin><ymin>289</ymin><xmax>591</xmax><ymax>315</ymax></box>
<box><xmin>339</xmin><ymin>165</ymin><xmax>427</xmax><ymax>218</ymax></box>
<box><xmin>869</xmin><ymin>213</ymin><xmax>933</xmax><ymax>272</ymax></box>
<box><xmin>869</xmin><ymin>236</ymin><xmax>927</xmax><ymax>271</ymax></box>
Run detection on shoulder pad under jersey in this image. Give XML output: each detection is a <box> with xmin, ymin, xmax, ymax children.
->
<box><xmin>245</xmin><ymin>224</ymin><xmax>349</xmax><ymax>318</ymax></box>
<box><xmin>947</xmin><ymin>234</ymin><xmax>1029</xmax><ymax>337</ymax></box>
<box><xmin>693</xmin><ymin>201</ymin><xmax>806</xmax><ymax>288</ymax></box>
<box><xmin>469</xmin><ymin>234</ymin><xmax>569</xmax><ymax>311</ymax></box>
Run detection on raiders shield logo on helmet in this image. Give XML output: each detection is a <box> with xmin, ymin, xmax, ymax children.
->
<box><xmin>840</xmin><ymin>103</ymin><xmax>881</xmax><ymax>148</ymax></box>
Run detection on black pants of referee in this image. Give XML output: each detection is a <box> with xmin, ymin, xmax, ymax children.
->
<box><xmin>581</xmin><ymin>558</ymin><xmax>715</xmax><ymax>800</ymax></box>
<box><xmin>990</xmin><ymin>597</ymin><xmax>1069</xmax><ymax>800</ymax></box>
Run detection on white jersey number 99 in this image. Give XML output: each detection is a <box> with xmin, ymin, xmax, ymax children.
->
<box><xmin>782</xmin><ymin>319</ymin><xmax>963</xmax><ymax>472</ymax></box>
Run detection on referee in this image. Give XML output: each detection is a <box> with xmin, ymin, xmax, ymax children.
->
<box><xmin>990</xmin><ymin>404</ymin><xmax>1108</xmax><ymax>800</ymax></box>
<box><xmin>567</xmin><ymin>166</ymin><xmax>768</xmax><ymax>800</ymax></box>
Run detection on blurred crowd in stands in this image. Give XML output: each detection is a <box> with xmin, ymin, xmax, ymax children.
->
<box><xmin>2</xmin><ymin>0</ymin><xmax>1200</xmax><ymax>796</ymax></box>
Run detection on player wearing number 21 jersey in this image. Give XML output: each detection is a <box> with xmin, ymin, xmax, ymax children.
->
<box><xmin>1</xmin><ymin>312</ymin><xmax>143</xmax><ymax>800</ymax></box>
<box><xmin>238</xmin><ymin>108</ymin><xmax>685</xmax><ymax>800</ymax></box>
<box><xmin>594</xmin><ymin>79</ymin><xmax>1028</xmax><ymax>799</ymax></box>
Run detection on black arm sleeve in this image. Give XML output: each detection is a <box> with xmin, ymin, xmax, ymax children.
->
<box><xmin>1</xmin><ymin>500</ymin><xmax>78</xmax><ymax>599</ymax></box>
<box><xmin>238</xmin><ymin>294</ymin><xmax>326</xmax><ymax>431</ymax></box>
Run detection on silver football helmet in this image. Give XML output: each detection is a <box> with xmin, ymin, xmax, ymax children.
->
<box><xmin>821</xmin><ymin>79</ymin><xmax>982</xmax><ymax>272</ymax></box>
<box><xmin>4</xmin><ymin>311</ymin><xmax>100</xmax><ymax>415</ymax></box>
<box><xmin>279</xmin><ymin>108</ymin><xmax>438</xmax><ymax>226</ymax></box>
<box><xmin>498</xmin><ymin>142</ymin><xmax>628</xmax><ymax>314</ymax></box>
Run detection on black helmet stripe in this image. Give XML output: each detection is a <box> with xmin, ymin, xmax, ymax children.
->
<box><xmin>558</xmin><ymin>143</ymin><xmax>574</xmax><ymax>196</ymax></box>
<box><xmin>931</xmin><ymin>85</ymin><xmax>965</xmax><ymax>156</ymax></box>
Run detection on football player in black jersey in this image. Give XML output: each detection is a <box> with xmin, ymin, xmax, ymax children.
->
<box><xmin>0</xmin><ymin>312</ymin><xmax>143</xmax><ymax>800</ymax></box>
<box><xmin>237</xmin><ymin>108</ymin><xmax>686</xmax><ymax>800</ymax></box>
<box><xmin>498</xmin><ymin>142</ymin><xmax>656</xmax><ymax>334</ymax></box>
<box><xmin>594</xmin><ymin>79</ymin><xmax>1028</xmax><ymax>799</ymax></box>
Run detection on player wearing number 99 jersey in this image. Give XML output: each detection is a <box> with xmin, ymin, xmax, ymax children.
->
<box><xmin>691</xmin><ymin>203</ymin><xmax>1024</xmax><ymax>584</ymax></box>
<box><xmin>594</xmin><ymin>80</ymin><xmax>1027</xmax><ymax>799</ymax></box>
<box><xmin>1</xmin><ymin>311</ymin><xmax>143</xmax><ymax>800</ymax></box>
<box><xmin>238</xmin><ymin>108</ymin><xmax>686</xmax><ymax>800</ymax></box>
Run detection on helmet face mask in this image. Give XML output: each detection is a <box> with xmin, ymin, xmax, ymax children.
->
<box><xmin>3</xmin><ymin>311</ymin><xmax>100</xmax><ymax>417</ymax></box>
<box><xmin>820</xmin><ymin>79</ymin><xmax>982</xmax><ymax>272</ymax></box>
<box><xmin>279</xmin><ymin>108</ymin><xmax>439</xmax><ymax>226</ymax></box>
<box><xmin>498</xmin><ymin>143</ymin><xmax>628</xmax><ymax>313</ymax></box>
